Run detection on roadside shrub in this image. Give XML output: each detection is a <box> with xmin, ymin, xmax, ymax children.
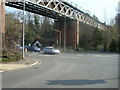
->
<box><xmin>76</xmin><ymin>47</ymin><xmax>86</xmax><ymax>52</ymax></box>
<box><xmin>108</xmin><ymin>39</ymin><xmax>117</xmax><ymax>52</ymax></box>
<box><xmin>1</xmin><ymin>49</ymin><xmax>22</xmax><ymax>63</ymax></box>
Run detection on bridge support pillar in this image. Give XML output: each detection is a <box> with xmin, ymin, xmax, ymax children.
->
<box><xmin>55</xmin><ymin>19</ymin><xmax>79</xmax><ymax>49</ymax></box>
<box><xmin>0</xmin><ymin>0</ymin><xmax>5</xmax><ymax>34</ymax></box>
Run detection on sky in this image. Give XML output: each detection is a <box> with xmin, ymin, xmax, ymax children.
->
<box><xmin>69</xmin><ymin>0</ymin><xmax>119</xmax><ymax>24</ymax></box>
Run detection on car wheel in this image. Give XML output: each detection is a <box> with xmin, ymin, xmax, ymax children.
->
<box><xmin>50</xmin><ymin>51</ymin><xmax>53</xmax><ymax>54</ymax></box>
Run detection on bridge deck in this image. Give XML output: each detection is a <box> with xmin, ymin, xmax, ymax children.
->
<box><xmin>5</xmin><ymin>0</ymin><xmax>107</xmax><ymax>30</ymax></box>
<box><xmin>5</xmin><ymin>1</ymin><xmax>63</xmax><ymax>19</ymax></box>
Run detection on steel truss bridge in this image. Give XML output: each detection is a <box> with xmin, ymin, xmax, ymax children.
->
<box><xmin>5</xmin><ymin>0</ymin><xmax>106</xmax><ymax>30</ymax></box>
<box><xmin>2</xmin><ymin>0</ymin><xmax>108</xmax><ymax>49</ymax></box>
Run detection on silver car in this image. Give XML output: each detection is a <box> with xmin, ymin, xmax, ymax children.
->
<box><xmin>43</xmin><ymin>46</ymin><xmax>60</xmax><ymax>54</ymax></box>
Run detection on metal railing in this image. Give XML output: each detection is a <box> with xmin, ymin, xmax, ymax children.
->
<box><xmin>6</xmin><ymin>0</ymin><xmax>93</xmax><ymax>17</ymax></box>
<box><xmin>62</xmin><ymin>0</ymin><xmax>93</xmax><ymax>17</ymax></box>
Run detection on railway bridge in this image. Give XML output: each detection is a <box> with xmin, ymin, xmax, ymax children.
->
<box><xmin>0</xmin><ymin>0</ymin><xmax>107</xmax><ymax>49</ymax></box>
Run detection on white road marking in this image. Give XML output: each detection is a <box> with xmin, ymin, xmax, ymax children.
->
<box><xmin>77</xmin><ymin>54</ymin><xmax>84</xmax><ymax>56</ymax></box>
<box><xmin>28</xmin><ymin>53</ymin><xmax>38</xmax><ymax>56</ymax></box>
<box><xmin>39</xmin><ymin>55</ymin><xmax>56</xmax><ymax>56</ymax></box>
<box><xmin>95</xmin><ymin>55</ymin><xmax>101</xmax><ymax>57</ymax></box>
<box><xmin>29</xmin><ymin>60</ymin><xmax>41</xmax><ymax>66</ymax></box>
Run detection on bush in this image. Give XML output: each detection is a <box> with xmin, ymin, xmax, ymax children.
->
<box><xmin>76</xmin><ymin>47</ymin><xmax>86</xmax><ymax>52</ymax></box>
<box><xmin>1</xmin><ymin>49</ymin><xmax>22</xmax><ymax>63</ymax></box>
<box><xmin>108</xmin><ymin>39</ymin><xmax>117</xmax><ymax>52</ymax></box>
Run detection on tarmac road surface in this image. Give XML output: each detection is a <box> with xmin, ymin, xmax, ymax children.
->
<box><xmin>2</xmin><ymin>52</ymin><xmax>119</xmax><ymax>88</ymax></box>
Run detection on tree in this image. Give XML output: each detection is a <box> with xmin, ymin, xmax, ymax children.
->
<box><xmin>40</xmin><ymin>17</ymin><xmax>55</xmax><ymax>46</ymax></box>
<box><xmin>1</xmin><ymin>12</ymin><xmax>22</xmax><ymax>62</ymax></box>
<box><xmin>25</xmin><ymin>15</ymin><xmax>35</xmax><ymax>45</ymax></box>
<box><xmin>108</xmin><ymin>39</ymin><xmax>117</xmax><ymax>52</ymax></box>
<box><xmin>3</xmin><ymin>13</ymin><xmax>22</xmax><ymax>49</ymax></box>
<box><xmin>115</xmin><ymin>14</ymin><xmax>120</xmax><ymax>51</ymax></box>
<box><xmin>93</xmin><ymin>15</ymin><xmax>99</xmax><ymax>21</ymax></box>
<box><xmin>24</xmin><ymin>14</ymin><xmax>55</xmax><ymax>46</ymax></box>
<box><xmin>118</xmin><ymin>14</ymin><xmax>120</xmax><ymax>52</ymax></box>
<box><xmin>25</xmin><ymin>14</ymin><xmax>41</xmax><ymax>45</ymax></box>
<box><xmin>92</xmin><ymin>28</ymin><xmax>103</xmax><ymax>48</ymax></box>
<box><xmin>79</xmin><ymin>22</ymin><xmax>95</xmax><ymax>50</ymax></box>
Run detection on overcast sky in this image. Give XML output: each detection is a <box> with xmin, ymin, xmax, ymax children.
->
<box><xmin>70</xmin><ymin>0</ymin><xmax>119</xmax><ymax>23</ymax></box>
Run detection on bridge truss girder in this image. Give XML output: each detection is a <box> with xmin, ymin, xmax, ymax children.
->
<box><xmin>36</xmin><ymin>0</ymin><xmax>107</xmax><ymax>30</ymax></box>
<box><xmin>5</xmin><ymin>0</ymin><xmax>107</xmax><ymax>30</ymax></box>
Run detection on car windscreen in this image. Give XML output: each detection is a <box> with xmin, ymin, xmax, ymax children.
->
<box><xmin>45</xmin><ymin>47</ymin><xmax>54</xmax><ymax>50</ymax></box>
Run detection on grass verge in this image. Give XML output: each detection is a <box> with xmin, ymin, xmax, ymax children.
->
<box><xmin>0</xmin><ymin>49</ymin><xmax>22</xmax><ymax>63</ymax></box>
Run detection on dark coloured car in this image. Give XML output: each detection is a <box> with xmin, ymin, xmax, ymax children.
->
<box><xmin>28</xmin><ymin>46</ymin><xmax>40</xmax><ymax>52</ymax></box>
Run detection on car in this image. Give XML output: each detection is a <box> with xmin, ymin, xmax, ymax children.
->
<box><xmin>28</xmin><ymin>46</ymin><xmax>40</xmax><ymax>52</ymax></box>
<box><xmin>43</xmin><ymin>46</ymin><xmax>60</xmax><ymax>54</ymax></box>
<box><xmin>24</xmin><ymin>45</ymin><xmax>28</xmax><ymax>49</ymax></box>
<box><xmin>16</xmin><ymin>45</ymin><xmax>29</xmax><ymax>51</ymax></box>
<box><xmin>16</xmin><ymin>44</ymin><xmax>23</xmax><ymax>51</ymax></box>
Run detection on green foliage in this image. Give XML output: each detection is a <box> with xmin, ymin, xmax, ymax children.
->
<box><xmin>5</xmin><ymin>11</ymin><xmax>118</xmax><ymax>52</ymax></box>
<box><xmin>34</xmin><ymin>15</ymin><xmax>39</xmax><ymax>28</ymax></box>
<box><xmin>3</xmin><ymin>13</ymin><xmax>22</xmax><ymax>49</ymax></box>
<box><xmin>92</xmin><ymin>28</ymin><xmax>103</xmax><ymax>47</ymax></box>
<box><xmin>25</xmin><ymin>15</ymin><xmax>41</xmax><ymax>45</ymax></box>
<box><xmin>108</xmin><ymin>39</ymin><xmax>117</xmax><ymax>52</ymax></box>
<box><xmin>25</xmin><ymin>23</ymin><xmax>36</xmax><ymax>45</ymax></box>
<box><xmin>76</xmin><ymin>46</ymin><xmax>86</xmax><ymax>51</ymax></box>
<box><xmin>92</xmin><ymin>15</ymin><xmax>99</xmax><ymax>21</ymax></box>
<box><xmin>1</xmin><ymin>49</ymin><xmax>22</xmax><ymax>63</ymax></box>
<box><xmin>40</xmin><ymin>17</ymin><xmax>55</xmax><ymax>46</ymax></box>
<box><xmin>25</xmin><ymin>15</ymin><xmax>55</xmax><ymax>46</ymax></box>
<box><xmin>78</xmin><ymin>22</ymin><xmax>118</xmax><ymax>51</ymax></box>
<box><xmin>2</xmin><ymin>54</ymin><xmax>21</xmax><ymax>62</ymax></box>
<box><xmin>79</xmin><ymin>22</ymin><xmax>93</xmax><ymax>49</ymax></box>
<box><xmin>79</xmin><ymin>22</ymin><xmax>103</xmax><ymax>50</ymax></box>
<box><xmin>2</xmin><ymin>13</ymin><xmax>22</xmax><ymax>62</ymax></box>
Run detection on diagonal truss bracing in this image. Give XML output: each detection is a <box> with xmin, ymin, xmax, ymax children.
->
<box><xmin>5</xmin><ymin>0</ymin><xmax>107</xmax><ymax>30</ymax></box>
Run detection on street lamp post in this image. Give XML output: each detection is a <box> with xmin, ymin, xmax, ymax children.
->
<box><xmin>22</xmin><ymin>0</ymin><xmax>25</xmax><ymax>59</ymax></box>
<box><xmin>53</xmin><ymin>29</ymin><xmax>61</xmax><ymax>47</ymax></box>
<box><xmin>64</xmin><ymin>16</ymin><xmax>66</xmax><ymax>51</ymax></box>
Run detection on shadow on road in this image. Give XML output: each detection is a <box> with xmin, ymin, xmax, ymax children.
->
<box><xmin>47</xmin><ymin>78</ymin><xmax>118</xmax><ymax>86</ymax></box>
<box><xmin>47</xmin><ymin>79</ymin><xmax>106</xmax><ymax>86</ymax></box>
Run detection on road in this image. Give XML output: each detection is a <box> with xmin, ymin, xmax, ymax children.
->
<box><xmin>2</xmin><ymin>52</ymin><xmax>118</xmax><ymax>88</ymax></box>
